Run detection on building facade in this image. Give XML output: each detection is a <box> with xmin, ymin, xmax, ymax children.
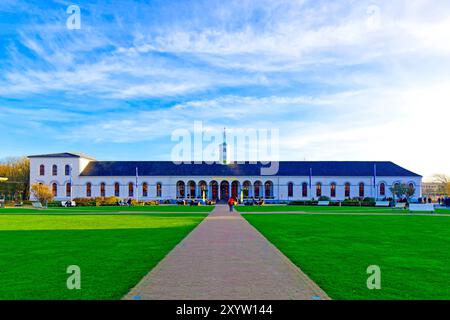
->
<box><xmin>28</xmin><ymin>153</ymin><xmax>422</xmax><ymax>202</ymax></box>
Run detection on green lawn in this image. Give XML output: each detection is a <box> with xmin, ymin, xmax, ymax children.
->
<box><xmin>0</xmin><ymin>205</ymin><xmax>214</xmax><ymax>214</ymax></box>
<box><xmin>0</xmin><ymin>213</ymin><xmax>206</xmax><ymax>299</ymax></box>
<box><xmin>237</xmin><ymin>205</ymin><xmax>450</xmax><ymax>214</ymax></box>
<box><xmin>243</xmin><ymin>214</ymin><xmax>450</xmax><ymax>300</ymax></box>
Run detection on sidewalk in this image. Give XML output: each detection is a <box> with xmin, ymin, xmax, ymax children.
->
<box><xmin>124</xmin><ymin>205</ymin><xmax>329</xmax><ymax>300</ymax></box>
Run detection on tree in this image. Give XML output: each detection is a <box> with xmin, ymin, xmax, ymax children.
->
<box><xmin>30</xmin><ymin>183</ymin><xmax>53</xmax><ymax>205</ymax></box>
<box><xmin>431</xmin><ymin>174</ymin><xmax>450</xmax><ymax>196</ymax></box>
<box><xmin>390</xmin><ymin>183</ymin><xmax>415</xmax><ymax>202</ymax></box>
<box><xmin>0</xmin><ymin>157</ymin><xmax>30</xmax><ymax>200</ymax></box>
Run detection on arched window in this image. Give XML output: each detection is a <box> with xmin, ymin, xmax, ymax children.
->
<box><xmin>100</xmin><ymin>182</ymin><xmax>106</xmax><ymax>197</ymax></box>
<box><xmin>254</xmin><ymin>181</ymin><xmax>262</xmax><ymax>198</ymax></box>
<box><xmin>264</xmin><ymin>181</ymin><xmax>273</xmax><ymax>198</ymax></box>
<box><xmin>330</xmin><ymin>183</ymin><xmax>336</xmax><ymax>198</ymax></box>
<box><xmin>408</xmin><ymin>183</ymin><xmax>415</xmax><ymax>194</ymax></box>
<box><xmin>380</xmin><ymin>183</ymin><xmax>386</xmax><ymax>196</ymax></box>
<box><xmin>65</xmin><ymin>165</ymin><xmax>71</xmax><ymax>176</ymax></box>
<box><xmin>52</xmin><ymin>165</ymin><xmax>57</xmax><ymax>176</ymax></box>
<box><xmin>316</xmin><ymin>183</ymin><xmax>322</xmax><ymax>197</ymax></box>
<box><xmin>288</xmin><ymin>182</ymin><xmax>294</xmax><ymax>197</ymax></box>
<box><xmin>188</xmin><ymin>181</ymin><xmax>196</xmax><ymax>198</ymax></box>
<box><xmin>39</xmin><ymin>164</ymin><xmax>45</xmax><ymax>176</ymax></box>
<box><xmin>86</xmin><ymin>183</ymin><xmax>92</xmax><ymax>197</ymax></box>
<box><xmin>209</xmin><ymin>181</ymin><xmax>218</xmax><ymax>200</ymax></box>
<box><xmin>231</xmin><ymin>181</ymin><xmax>240</xmax><ymax>198</ymax></box>
<box><xmin>177</xmin><ymin>181</ymin><xmax>185</xmax><ymax>198</ymax></box>
<box><xmin>156</xmin><ymin>182</ymin><xmax>162</xmax><ymax>197</ymax></box>
<box><xmin>359</xmin><ymin>183</ymin><xmax>365</xmax><ymax>198</ymax></box>
<box><xmin>220</xmin><ymin>181</ymin><xmax>229</xmax><ymax>199</ymax></box>
<box><xmin>198</xmin><ymin>181</ymin><xmax>207</xmax><ymax>198</ymax></box>
<box><xmin>66</xmin><ymin>183</ymin><xmax>71</xmax><ymax>197</ymax></box>
<box><xmin>302</xmin><ymin>182</ymin><xmax>308</xmax><ymax>197</ymax></box>
<box><xmin>345</xmin><ymin>183</ymin><xmax>351</xmax><ymax>198</ymax></box>
<box><xmin>242</xmin><ymin>181</ymin><xmax>251</xmax><ymax>198</ymax></box>
<box><xmin>142</xmin><ymin>183</ymin><xmax>148</xmax><ymax>197</ymax></box>
<box><xmin>114</xmin><ymin>183</ymin><xmax>120</xmax><ymax>197</ymax></box>
<box><xmin>52</xmin><ymin>183</ymin><xmax>57</xmax><ymax>197</ymax></box>
<box><xmin>128</xmin><ymin>183</ymin><xmax>134</xmax><ymax>197</ymax></box>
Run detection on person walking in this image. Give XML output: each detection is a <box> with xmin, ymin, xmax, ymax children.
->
<box><xmin>227</xmin><ymin>196</ymin><xmax>235</xmax><ymax>212</ymax></box>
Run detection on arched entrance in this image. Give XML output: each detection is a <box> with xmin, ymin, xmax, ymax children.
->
<box><xmin>209</xmin><ymin>181</ymin><xmax>218</xmax><ymax>200</ymax></box>
<box><xmin>187</xmin><ymin>180</ymin><xmax>196</xmax><ymax>198</ymax></box>
<box><xmin>198</xmin><ymin>180</ymin><xmax>207</xmax><ymax>199</ymax></box>
<box><xmin>254</xmin><ymin>181</ymin><xmax>262</xmax><ymax>198</ymax></box>
<box><xmin>176</xmin><ymin>181</ymin><xmax>185</xmax><ymax>198</ymax></box>
<box><xmin>243</xmin><ymin>181</ymin><xmax>251</xmax><ymax>198</ymax></box>
<box><xmin>220</xmin><ymin>181</ymin><xmax>229</xmax><ymax>200</ymax></box>
<box><xmin>231</xmin><ymin>180</ymin><xmax>240</xmax><ymax>198</ymax></box>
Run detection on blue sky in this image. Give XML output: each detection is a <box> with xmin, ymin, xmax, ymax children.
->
<box><xmin>1</xmin><ymin>0</ymin><xmax>450</xmax><ymax>177</ymax></box>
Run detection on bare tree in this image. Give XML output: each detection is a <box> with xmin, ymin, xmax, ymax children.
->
<box><xmin>431</xmin><ymin>174</ymin><xmax>450</xmax><ymax>196</ymax></box>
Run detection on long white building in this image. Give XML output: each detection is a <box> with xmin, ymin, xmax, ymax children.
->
<box><xmin>28</xmin><ymin>152</ymin><xmax>422</xmax><ymax>202</ymax></box>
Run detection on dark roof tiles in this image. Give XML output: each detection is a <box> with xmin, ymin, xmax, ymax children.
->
<box><xmin>79</xmin><ymin>161</ymin><xmax>421</xmax><ymax>177</ymax></box>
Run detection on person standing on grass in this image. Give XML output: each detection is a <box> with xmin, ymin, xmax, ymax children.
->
<box><xmin>227</xmin><ymin>197</ymin><xmax>235</xmax><ymax>212</ymax></box>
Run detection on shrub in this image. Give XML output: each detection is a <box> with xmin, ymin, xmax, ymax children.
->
<box><xmin>73</xmin><ymin>197</ymin><xmax>96</xmax><ymax>207</ymax></box>
<box><xmin>94</xmin><ymin>196</ymin><xmax>120</xmax><ymax>206</ymax></box>
<box><xmin>144</xmin><ymin>201</ymin><xmax>159</xmax><ymax>206</ymax></box>
<box><xmin>47</xmin><ymin>201</ymin><xmax>61</xmax><ymax>207</ymax></box>
<box><xmin>318</xmin><ymin>196</ymin><xmax>331</xmax><ymax>201</ymax></box>
<box><xmin>342</xmin><ymin>198</ymin><xmax>360</xmax><ymax>206</ymax></box>
<box><xmin>131</xmin><ymin>200</ymin><xmax>145</xmax><ymax>206</ymax></box>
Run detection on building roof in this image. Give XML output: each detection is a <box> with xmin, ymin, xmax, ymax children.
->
<box><xmin>28</xmin><ymin>153</ymin><xmax>96</xmax><ymax>160</ymax></box>
<box><xmin>79</xmin><ymin>161</ymin><xmax>421</xmax><ymax>177</ymax></box>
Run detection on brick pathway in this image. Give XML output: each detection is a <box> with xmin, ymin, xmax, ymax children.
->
<box><xmin>124</xmin><ymin>205</ymin><xmax>329</xmax><ymax>300</ymax></box>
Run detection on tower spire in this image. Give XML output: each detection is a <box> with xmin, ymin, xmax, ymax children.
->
<box><xmin>220</xmin><ymin>127</ymin><xmax>227</xmax><ymax>164</ymax></box>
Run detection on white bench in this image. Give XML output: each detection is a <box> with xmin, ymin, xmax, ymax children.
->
<box><xmin>409</xmin><ymin>204</ymin><xmax>435</xmax><ymax>213</ymax></box>
<box><xmin>61</xmin><ymin>201</ymin><xmax>76</xmax><ymax>207</ymax></box>
<box><xmin>32</xmin><ymin>202</ymin><xmax>43</xmax><ymax>209</ymax></box>
<box><xmin>376</xmin><ymin>201</ymin><xmax>390</xmax><ymax>207</ymax></box>
<box><xmin>318</xmin><ymin>201</ymin><xmax>330</xmax><ymax>206</ymax></box>
<box><xmin>395</xmin><ymin>203</ymin><xmax>406</xmax><ymax>209</ymax></box>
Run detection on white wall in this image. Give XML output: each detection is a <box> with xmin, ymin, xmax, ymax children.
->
<box><xmin>29</xmin><ymin>157</ymin><xmax>422</xmax><ymax>201</ymax></box>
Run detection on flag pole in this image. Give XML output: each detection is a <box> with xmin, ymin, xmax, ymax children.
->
<box><xmin>135</xmin><ymin>167</ymin><xmax>139</xmax><ymax>202</ymax></box>
<box><xmin>309</xmin><ymin>167</ymin><xmax>313</xmax><ymax>200</ymax></box>
<box><xmin>69</xmin><ymin>164</ymin><xmax>73</xmax><ymax>202</ymax></box>
<box><xmin>374</xmin><ymin>163</ymin><xmax>377</xmax><ymax>199</ymax></box>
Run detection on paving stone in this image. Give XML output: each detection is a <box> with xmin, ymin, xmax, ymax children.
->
<box><xmin>124</xmin><ymin>205</ymin><xmax>330</xmax><ymax>300</ymax></box>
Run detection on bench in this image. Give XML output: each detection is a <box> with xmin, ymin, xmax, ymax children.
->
<box><xmin>375</xmin><ymin>201</ymin><xmax>390</xmax><ymax>207</ymax></box>
<box><xmin>409</xmin><ymin>204</ymin><xmax>435</xmax><ymax>213</ymax></box>
<box><xmin>318</xmin><ymin>201</ymin><xmax>330</xmax><ymax>206</ymax></box>
<box><xmin>395</xmin><ymin>203</ymin><xmax>406</xmax><ymax>209</ymax></box>
<box><xmin>61</xmin><ymin>201</ymin><xmax>76</xmax><ymax>207</ymax></box>
<box><xmin>32</xmin><ymin>202</ymin><xmax>43</xmax><ymax>209</ymax></box>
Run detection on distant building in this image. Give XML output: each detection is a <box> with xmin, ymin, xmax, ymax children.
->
<box><xmin>422</xmin><ymin>182</ymin><xmax>446</xmax><ymax>200</ymax></box>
